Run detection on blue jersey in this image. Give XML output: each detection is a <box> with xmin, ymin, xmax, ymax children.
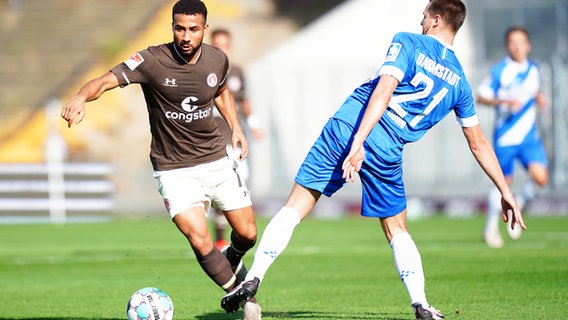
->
<box><xmin>477</xmin><ymin>57</ymin><xmax>541</xmax><ymax>147</ymax></box>
<box><xmin>333</xmin><ymin>32</ymin><xmax>478</xmax><ymax>145</ymax></box>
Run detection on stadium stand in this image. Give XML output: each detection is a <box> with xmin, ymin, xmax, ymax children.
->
<box><xmin>0</xmin><ymin>0</ymin><xmax>165</xmax><ymax>127</ymax></box>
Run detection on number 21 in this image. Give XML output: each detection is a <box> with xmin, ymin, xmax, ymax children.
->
<box><xmin>388</xmin><ymin>72</ymin><xmax>448</xmax><ymax>128</ymax></box>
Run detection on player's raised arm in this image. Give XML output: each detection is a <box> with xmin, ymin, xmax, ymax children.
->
<box><xmin>61</xmin><ymin>72</ymin><xmax>119</xmax><ymax>128</ymax></box>
<box><xmin>214</xmin><ymin>85</ymin><xmax>248</xmax><ymax>160</ymax></box>
<box><xmin>342</xmin><ymin>74</ymin><xmax>399</xmax><ymax>182</ymax></box>
<box><xmin>461</xmin><ymin>124</ymin><xmax>526</xmax><ymax>230</ymax></box>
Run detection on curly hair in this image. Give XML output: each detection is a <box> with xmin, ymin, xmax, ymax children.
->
<box><xmin>172</xmin><ymin>0</ymin><xmax>208</xmax><ymax>21</ymax></box>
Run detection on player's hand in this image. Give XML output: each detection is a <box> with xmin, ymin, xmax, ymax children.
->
<box><xmin>536</xmin><ymin>91</ymin><xmax>546</xmax><ymax>111</ymax></box>
<box><xmin>232</xmin><ymin>129</ymin><xmax>248</xmax><ymax>161</ymax></box>
<box><xmin>506</xmin><ymin>99</ymin><xmax>523</xmax><ymax>112</ymax></box>
<box><xmin>501</xmin><ymin>193</ymin><xmax>527</xmax><ymax>231</ymax></box>
<box><xmin>342</xmin><ymin>140</ymin><xmax>365</xmax><ymax>183</ymax></box>
<box><xmin>61</xmin><ymin>96</ymin><xmax>86</xmax><ymax>128</ymax></box>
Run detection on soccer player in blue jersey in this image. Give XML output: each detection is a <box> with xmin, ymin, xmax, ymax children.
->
<box><xmin>478</xmin><ymin>27</ymin><xmax>548</xmax><ymax>248</ymax></box>
<box><xmin>222</xmin><ymin>0</ymin><xmax>525</xmax><ymax>319</ymax></box>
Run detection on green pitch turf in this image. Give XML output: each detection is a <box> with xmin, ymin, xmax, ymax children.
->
<box><xmin>0</xmin><ymin>214</ymin><xmax>566</xmax><ymax>319</ymax></box>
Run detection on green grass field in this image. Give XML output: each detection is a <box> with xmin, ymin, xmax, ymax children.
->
<box><xmin>1</xmin><ymin>214</ymin><xmax>567</xmax><ymax>320</ymax></box>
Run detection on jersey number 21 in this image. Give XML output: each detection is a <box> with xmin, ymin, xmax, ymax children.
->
<box><xmin>389</xmin><ymin>72</ymin><xmax>448</xmax><ymax>128</ymax></box>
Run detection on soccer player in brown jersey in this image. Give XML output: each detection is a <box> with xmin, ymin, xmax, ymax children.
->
<box><xmin>210</xmin><ymin>28</ymin><xmax>264</xmax><ymax>251</ymax></box>
<box><xmin>61</xmin><ymin>1</ymin><xmax>261</xmax><ymax>319</ymax></box>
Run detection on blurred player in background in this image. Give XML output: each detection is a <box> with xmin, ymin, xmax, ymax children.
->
<box><xmin>61</xmin><ymin>1</ymin><xmax>261</xmax><ymax>318</ymax></box>
<box><xmin>210</xmin><ymin>28</ymin><xmax>264</xmax><ymax>250</ymax></box>
<box><xmin>478</xmin><ymin>26</ymin><xmax>548</xmax><ymax>248</ymax></box>
<box><xmin>221</xmin><ymin>0</ymin><xmax>525</xmax><ymax>319</ymax></box>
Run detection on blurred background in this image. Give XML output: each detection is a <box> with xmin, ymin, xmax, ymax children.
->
<box><xmin>0</xmin><ymin>0</ymin><xmax>566</xmax><ymax>222</ymax></box>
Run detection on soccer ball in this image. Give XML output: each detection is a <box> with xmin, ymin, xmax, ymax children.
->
<box><xmin>126</xmin><ymin>287</ymin><xmax>174</xmax><ymax>320</ymax></box>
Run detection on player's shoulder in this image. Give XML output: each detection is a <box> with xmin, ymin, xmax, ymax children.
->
<box><xmin>138</xmin><ymin>43</ymin><xmax>168</xmax><ymax>56</ymax></box>
<box><xmin>392</xmin><ymin>31</ymin><xmax>417</xmax><ymax>42</ymax></box>
<box><xmin>392</xmin><ymin>32</ymin><xmax>437</xmax><ymax>52</ymax></box>
<box><xmin>119</xmin><ymin>44</ymin><xmax>166</xmax><ymax>71</ymax></box>
<box><xmin>495</xmin><ymin>56</ymin><xmax>509</xmax><ymax>67</ymax></box>
<box><xmin>392</xmin><ymin>32</ymin><xmax>431</xmax><ymax>43</ymax></box>
<box><xmin>488</xmin><ymin>57</ymin><xmax>510</xmax><ymax>75</ymax></box>
<box><xmin>202</xmin><ymin>43</ymin><xmax>228</xmax><ymax>61</ymax></box>
<box><xmin>130</xmin><ymin>43</ymin><xmax>171</xmax><ymax>64</ymax></box>
<box><xmin>527</xmin><ymin>58</ymin><xmax>540</xmax><ymax>69</ymax></box>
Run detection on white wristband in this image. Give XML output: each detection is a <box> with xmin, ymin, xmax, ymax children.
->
<box><xmin>246</xmin><ymin>114</ymin><xmax>261</xmax><ymax>130</ymax></box>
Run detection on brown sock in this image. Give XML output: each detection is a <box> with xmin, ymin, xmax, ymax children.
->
<box><xmin>196</xmin><ymin>248</ymin><xmax>235</xmax><ymax>291</ymax></box>
<box><xmin>226</xmin><ymin>231</ymin><xmax>256</xmax><ymax>266</ymax></box>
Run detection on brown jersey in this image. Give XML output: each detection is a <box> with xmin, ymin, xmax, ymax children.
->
<box><xmin>111</xmin><ymin>43</ymin><xmax>229</xmax><ymax>171</ymax></box>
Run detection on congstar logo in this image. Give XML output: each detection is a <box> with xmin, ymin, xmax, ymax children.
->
<box><xmin>166</xmin><ymin>96</ymin><xmax>211</xmax><ymax>123</ymax></box>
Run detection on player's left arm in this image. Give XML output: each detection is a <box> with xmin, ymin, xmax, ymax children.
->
<box><xmin>214</xmin><ymin>85</ymin><xmax>248</xmax><ymax>160</ymax></box>
<box><xmin>462</xmin><ymin>124</ymin><xmax>526</xmax><ymax>230</ymax></box>
<box><xmin>342</xmin><ymin>75</ymin><xmax>399</xmax><ymax>182</ymax></box>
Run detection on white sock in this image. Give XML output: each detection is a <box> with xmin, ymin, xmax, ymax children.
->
<box><xmin>246</xmin><ymin>207</ymin><xmax>301</xmax><ymax>283</ymax></box>
<box><xmin>516</xmin><ymin>180</ymin><xmax>537</xmax><ymax>210</ymax></box>
<box><xmin>484</xmin><ymin>186</ymin><xmax>501</xmax><ymax>234</ymax></box>
<box><xmin>390</xmin><ymin>232</ymin><xmax>428</xmax><ymax>306</ymax></box>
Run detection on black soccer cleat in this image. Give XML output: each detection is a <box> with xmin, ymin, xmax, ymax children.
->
<box><xmin>221</xmin><ymin>277</ymin><xmax>260</xmax><ymax>313</ymax></box>
<box><xmin>412</xmin><ymin>303</ymin><xmax>445</xmax><ymax>319</ymax></box>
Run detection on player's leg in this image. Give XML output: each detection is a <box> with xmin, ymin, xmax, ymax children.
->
<box><xmin>381</xmin><ymin>211</ymin><xmax>427</xmax><ymax>307</ymax></box>
<box><xmin>247</xmin><ymin>183</ymin><xmax>320</xmax><ymax>282</ymax></box>
<box><xmin>381</xmin><ymin>211</ymin><xmax>444</xmax><ymax>319</ymax></box>
<box><xmin>484</xmin><ymin>185</ymin><xmax>506</xmax><ymax>247</ymax></box>
<box><xmin>221</xmin><ymin>183</ymin><xmax>321</xmax><ymax>313</ymax></box>
<box><xmin>357</xmin><ymin>137</ymin><xmax>443</xmax><ymax>319</ymax></box>
<box><xmin>213</xmin><ymin>208</ymin><xmax>230</xmax><ymax>249</ymax></box>
<box><xmin>154</xmin><ymin>164</ymin><xmax>239</xmax><ymax>292</ymax></box>
<box><xmin>223</xmin><ymin>205</ymin><xmax>257</xmax><ymax>282</ymax></box>
<box><xmin>519</xmin><ymin>141</ymin><xmax>549</xmax><ymax>208</ymax></box>
<box><xmin>508</xmin><ymin>141</ymin><xmax>549</xmax><ymax>239</ymax></box>
<box><xmin>483</xmin><ymin>145</ymin><xmax>513</xmax><ymax>247</ymax></box>
<box><xmin>223</xmin><ymin>205</ymin><xmax>261</xmax><ymax>320</ymax></box>
<box><xmin>216</xmin><ymin>144</ymin><xmax>251</xmax><ymax>250</ymax></box>
<box><xmin>212</xmin><ymin>160</ymin><xmax>256</xmax><ymax>264</ymax></box>
<box><xmin>173</xmin><ymin>207</ymin><xmax>236</xmax><ymax>291</ymax></box>
<box><xmin>517</xmin><ymin>162</ymin><xmax>548</xmax><ymax>209</ymax></box>
<box><xmin>222</xmin><ymin>118</ymin><xmax>347</xmax><ymax>313</ymax></box>
<box><xmin>244</xmin><ymin>118</ymin><xmax>349</xmax><ymax>284</ymax></box>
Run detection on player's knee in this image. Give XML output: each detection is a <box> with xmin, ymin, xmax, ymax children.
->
<box><xmin>528</xmin><ymin>164</ymin><xmax>548</xmax><ymax>187</ymax></box>
<box><xmin>532</xmin><ymin>171</ymin><xmax>549</xmax><ymax>187</ymax></box>
<box><xmin>380</xmin><ymin>211</ymin><xmax>409</xmax><ymax>242</ymax></box>
<box><xmin>232</xmin><ymin>218</ymin><xmax>258</xmax><ymax>242</ymax></box>
<box><xmin>237</xmin><ymin>227</ymin><xmax>257</xmax><ymax>243</ymax></box>
<box><xmin>231</xmin><ymin>229</ymin><xmax>257</xmax><ymax>250</ymax></box>
<box><xmin>189</xmin><ymin>238</ymin><xmax>215</xmax><ymax>256</ymax></box>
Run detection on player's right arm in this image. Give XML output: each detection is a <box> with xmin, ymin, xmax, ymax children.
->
<box><xmin>342</xmin><ymin>74</ymin><xmax>399</xmax><ymax>182</ymax></box>
<box><xmin>61</xmin><ymin>72</ymin><xmax>119</xmax><ymax>127</ymax></box>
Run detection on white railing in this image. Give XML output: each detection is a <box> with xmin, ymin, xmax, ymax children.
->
<box><xmin>0</xmin><ymin>163</ymin><xmax>115</xmax><ymax>223</ymax></box>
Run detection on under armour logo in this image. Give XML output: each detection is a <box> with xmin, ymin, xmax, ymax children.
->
<box><xmin>164</xmin><ymin>78</ymin><xmax>177</xmax><ymax>87</ymax></box>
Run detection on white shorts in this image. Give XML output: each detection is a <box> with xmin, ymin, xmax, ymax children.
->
<box><xmin>226</xmin><ymin>145</ymin><xmax>249</xmax><ymax>182</ymax></box>
<box><xmin>153</xmin><ymin>156</ymin><xmax>252</xmax><ymax>219</ymax></box>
